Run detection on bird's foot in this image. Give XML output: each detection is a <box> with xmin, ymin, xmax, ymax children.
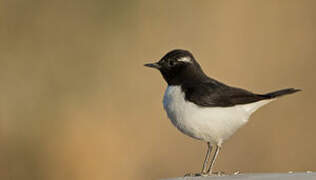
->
<box><xmin>184</xmin><ymin>172</ymin><xmax>208</xmax><ymax>177</ymax></box>
<box><xmin>233</xmin><ymin>170</ymin><xmax>241</xmax><ymax>175</ymax></box>
<box><xmin>185</xmin><ymin>171</ymin><xmax>227</xmax><ymax>177</ymax></box>
<box><xmin>185</xmin><ymin>171</ymin><xmax>240</xmax><ymax>177</ymax></box>
<box><xmin>208</xmin><ymin>171</ymin><xmax>226</xmax><ymax>176</ymax></box>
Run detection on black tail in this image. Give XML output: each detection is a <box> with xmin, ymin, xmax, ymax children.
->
<box><xmin>262</xmin><ymin>88</ymin><xmax>301</xmax><ymax>98</ymax></box>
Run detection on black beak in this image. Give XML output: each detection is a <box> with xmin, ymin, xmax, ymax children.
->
<box><xmin>144</xmin><ymin>62</ymin><xmax>161</xmax><ymax>69</ymax></box>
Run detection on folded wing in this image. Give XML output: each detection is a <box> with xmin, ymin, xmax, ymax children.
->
<box><xmin>182</xmin><ymin>81</ymin><xmax>300</xmax><ymax>107</ymax></box>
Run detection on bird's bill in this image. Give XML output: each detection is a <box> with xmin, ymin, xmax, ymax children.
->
<box><xmin>144</xmin><ymin>62</ymin><xmax>161</xmax><ymax>69</ymax></box>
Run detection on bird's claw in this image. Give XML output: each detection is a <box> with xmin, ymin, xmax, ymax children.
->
<box><xmin>185</xmin><ymin>171</ymin><xmax>227</xmax><ymax>177</ymax></box>
<box><xmin>233</xmin><ymin>171</ymin><xmax>240</xmax><ymax>175</ymax></box>
<box><xmin>184</xmin><ymin>173</ymin><xmax>208</xmax><ymax>177</ymax></box>
<box><xmin>208</xmin><ymin>171</ymin><xmax>226</xmax><ymax>176</ymax></box>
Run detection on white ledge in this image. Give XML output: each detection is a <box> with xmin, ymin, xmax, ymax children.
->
<box><xmin>163</xmin><ymin>172</ymin><xmax>316</xmax><ymax>180</ymax></box>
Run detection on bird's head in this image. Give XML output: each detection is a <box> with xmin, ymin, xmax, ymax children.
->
<box><xmin>145</xmin><ymin>49</ymin><xmax>206</xmax><ymax>85</ymax></box>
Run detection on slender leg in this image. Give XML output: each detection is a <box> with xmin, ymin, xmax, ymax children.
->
<box><xmin>207</xmin><ymin>145</ymin><xmax>221</xmax><ymax>175</ymax></box>
<box><xmin>201</xmin><ymin>142</ymin><xmax>212</xmax><ymax>174</ymax></box>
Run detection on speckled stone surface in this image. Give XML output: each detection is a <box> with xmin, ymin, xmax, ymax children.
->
<box><xmin>163</xmin><ymin>172</ymin><xmax>316</xmax><ymax>180</ymax></box>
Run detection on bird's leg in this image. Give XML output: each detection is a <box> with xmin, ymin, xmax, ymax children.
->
<box><xmin>201</xmin><ymin>142</ymin><xmax>212</xmax><ymax>175</ymax></box>
<box><xmin>184</xmin><ymin>142</ymin><xmax>212</xmax><ymax>177</ymax></box>
<box><xmin>207</xmin><ymin>145</ymin><xmax>221</xmax><ymax>175</ymax></box>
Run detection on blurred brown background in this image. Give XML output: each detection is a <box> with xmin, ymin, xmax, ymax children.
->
<box><xmin>0</xmin><ymin>0</ymin><xmax>315</xmax><ymax>180</ymax></box>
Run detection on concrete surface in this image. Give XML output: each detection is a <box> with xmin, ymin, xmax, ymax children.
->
<box><xmin>163</xmin><ymin>172</ymin><xmax>316</xmax><ymax>180</ymax></box>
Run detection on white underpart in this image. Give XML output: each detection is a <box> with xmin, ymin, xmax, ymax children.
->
<box><xmin>178</xmin><ymin>56</ymin><xmax>192</xmax><ymax>63</ymax></box>
<box><xmin>163</xmin><ymin>86</ymin><xmax>274</xmax><ymax>146</ymax></box>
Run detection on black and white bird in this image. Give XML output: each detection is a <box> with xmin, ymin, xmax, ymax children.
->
<box><xmin>144</xmin><ymin>49</ymin><xmax>300</xmax><ymax>176</ymax></box>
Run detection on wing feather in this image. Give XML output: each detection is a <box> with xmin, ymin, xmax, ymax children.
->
<box><xmin>182</xmin><ymin>81</ymin><xmax>267</xmax><ymax>107</ymax></box>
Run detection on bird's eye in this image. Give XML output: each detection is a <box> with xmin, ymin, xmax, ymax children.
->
<box><xmin>169</xmin><ymin>61</ymin><xmax>175</xmax><ymax>66</ymax></box>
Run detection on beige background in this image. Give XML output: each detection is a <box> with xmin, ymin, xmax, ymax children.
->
<box><xmin>1</xmin><ymin>0</ymin><xmax>315</xmax><ymax>180</ymax></box>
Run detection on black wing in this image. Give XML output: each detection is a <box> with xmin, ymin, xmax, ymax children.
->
<box><xmin>182</xmin><ymin>81</ymin><xmax>267</xmax><ymax>107</ymax></box>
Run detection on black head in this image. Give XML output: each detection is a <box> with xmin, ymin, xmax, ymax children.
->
<box><xmin>145</xmin><ymin>49</ymin><xmax>207</xmax><ymax>85</ymax></box>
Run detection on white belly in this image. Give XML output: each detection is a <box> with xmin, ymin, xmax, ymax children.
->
<box><xmin>163</xmin><ymin>86</ymin><xmax>272</xmax><ymax>146</ymax></box>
